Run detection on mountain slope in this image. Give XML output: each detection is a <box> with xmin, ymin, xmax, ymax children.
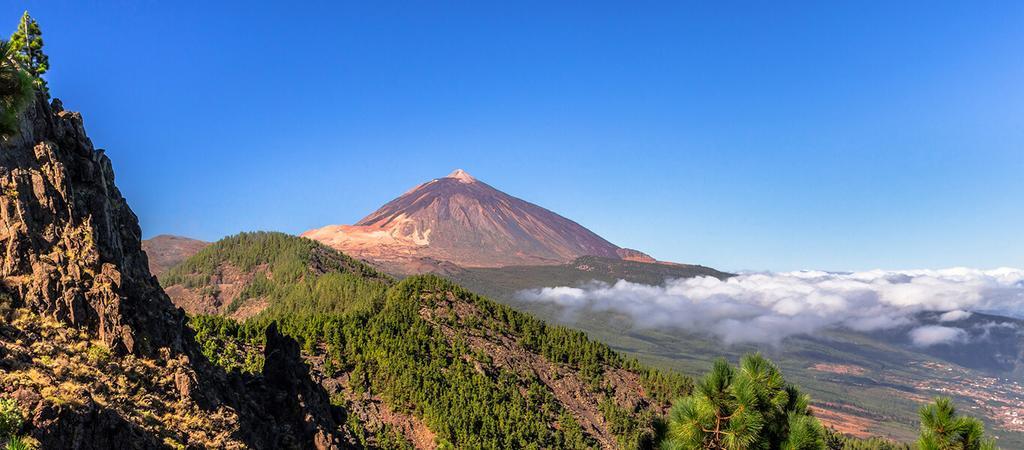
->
<box><xmin>165</xmin><ymin>233</ymin><xmax>693</xmax><ymax>448</ymax></box>
<box><xmin>141</xmin><ymin>234</ymin><xmax>209</xmax><ymax>276</ymax></box>
<box><xmin>455</xmin><ymin>269</ymin><xmax>1024</xmax><ymax>445</ymax></box>
<box><xmin>0</xmin><ymin>94</ymin><xmax>346</xmax><ymax>448</ymax></box>
<box><xmin>159</xmin><ymin>231</ymin><xmax>390</xmax><ymax>320</ymax></box>
<box><xmin>302</xmin><ymin>169</ymin><xmax>655</xmax><ymax>273</ymax></box>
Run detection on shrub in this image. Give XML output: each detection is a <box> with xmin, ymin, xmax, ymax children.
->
<box><xmin>4</xmin><ymin>435</ymin><xmax>35</xmax><ymax>450</ymax></box>
<box><xmin>85</xmin><ymin>343</ymin><xmax>111</xmax><ymax>366</ymax></box>
<box><xmin>0</xmin><ymin>398</ymin><xmax>24</xmax><ymax>440</ymax></box>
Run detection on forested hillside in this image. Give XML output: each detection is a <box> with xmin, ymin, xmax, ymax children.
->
<box><xmin>170</xmin><ymin>233</ymin><xmax>692</xmax><ymax>448</ymax></box>
<box><xmin>160</xmin><ymin>232</ymin><xmax>390</xmax><ymax>319</ymax></box>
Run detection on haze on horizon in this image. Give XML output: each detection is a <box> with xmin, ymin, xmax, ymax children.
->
<box><xmin>12</xmin><ymin>1</ymin><xmax>1023</xmax><ymax>272</ymax></box>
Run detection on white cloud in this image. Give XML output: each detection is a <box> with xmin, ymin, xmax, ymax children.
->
<box><xmin>938</xmin><ymin>310</ymin><xmax>972</xmax><ymax>322</ymax></box>
<box><xmin>909</xmin><ymin>325</ymin><xmax>968</xmax><ymax>346</ymax></box>
<box><xmin>516</xmin><ymin>268</ymin><xmax>1024</xmax><ymax>345</ymax></box>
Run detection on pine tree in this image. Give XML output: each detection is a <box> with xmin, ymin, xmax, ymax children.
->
<box><xmin>661</xmin><ymin>354</ymin><xmax>826</xmax><ymax>450</ymax></box>
<box><xmin>0</xmin><ymin>39</ymin><xmax>34</xmax><ymax>136</ymax></box>
<box><xmin>917</xmin><ymin>397</ymin><xmax>997</xmax><ymax>450</ymax></box>
<box><xmin>9</xmin><ymin>11</ymin><xmax>48</xmax><ymax>95</ymax></box>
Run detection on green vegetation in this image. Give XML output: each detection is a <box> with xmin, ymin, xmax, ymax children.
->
<box><xmin>0</xmin><ymin>39</ymin><xmax>34</xmax><ymax>137</ymax></box>
<box><xmin>660</xmin><ymin>354</ymin><xmax>825</xmax><ymax>450</ymax></box>
<box><xmin>460</xmin><ymin>265</ymin><xmax>1024</xmax><ymax>447</ymax></box>
<box><xmin>0</xmin><ymin>398</ymin><xmax>33</xmax><ymax>450</ymax></box>
<box><xmin>188</xmin><ymin>315</ymin><xmax>264</xmax><ymax>374</ymax></box>
<box><xmin>4</xmin><ymin>436</ymin><xmax>32</xmax><ymax>450</ymax></box>
<box><xmin>917</xmin><ymin>397</ymin><xmax>997</xmax><ymax>450</ymax></box>
<box><xmin>8</xmin><ymin>12</ymin><xmax>47</xmax><ymax>95</ymax></box>
<box><xmin>161</xmin><ymin>232</ymin><xmax>390</xmax><ymax>317</ymax></box>
<box><xmin>175</xmin><ymin>234</ymin><xmax>1006</xmax><ymax>449</ymax></box>
<box><xmin>0</xmin><ymin>398</ymin><xmax>23</xmax><ymax>441</ymax></box>
<box><xmin>824</xmin><ymin>431</ymin><xmax>909</xmax><ymax>450</ymax></box>
<box><xmin>188</xmin><ymin>260</ymin><xmax>691</xmax><ymax>448</ymax></box>
<box><xmin>263</xmin><ymin>275</ymin><xmax>675</xmax><ymax>448</ymax></box>
<box><xmin>653</xmin><ymin>354</ymin><xmax>1002</xmax><ymax>450</ymax></box>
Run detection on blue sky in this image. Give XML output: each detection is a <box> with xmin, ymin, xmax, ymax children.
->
<box><xmin>7</xmin><ymin>1</ymin><xmax>1023</xmax><ymax>272</ymax></box>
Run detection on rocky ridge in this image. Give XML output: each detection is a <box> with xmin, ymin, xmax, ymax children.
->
<box><xmin>0</xmin><ymin>94</ymin><xmax>345</xmax><ymax>449</ymax></box>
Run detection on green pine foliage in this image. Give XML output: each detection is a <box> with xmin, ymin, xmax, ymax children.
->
<box><xmin>660</xmin><ymin>354</ymin><xmax>826</xmax><ymax>450</ymax></box>
<box><xmin>176</xmin><ymin>235</ymin><xmax>999</xmax><ymax>450</ymax></box>
<box><xmin>8</xmin><ymin>12</ymin><xmax>47</xmax><ymax>95</ymax></box>
<box><xmin>916</xmin><ymin>397</ymin><xmax>997</xmax><ymax>450</ymax></box>
<box><xmin>258</xmin><ymin>275</ymin><xmax>646</xmax><ymax>448</ymax></box>
<box><xmin>188</xmin><ymin>315</ymin><xmax>265</xmax><ymax>374</ymax></box>
<box><xmin>187</xmin><ymin>270</ymin><xmax>693</xmax><ymax>448</ymax></box>
<box><xmin>0</xmin><ymin>39</ymin><xmax>34</xmax><ymax>137</ymax></box>
<box><xmin>160</xmin><ymin>231</ymin><xmax>391</xmax><ymax>317</ymax></box>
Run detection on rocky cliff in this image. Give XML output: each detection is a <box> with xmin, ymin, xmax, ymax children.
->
<box><xmin>0</xmin><ymin>94</ymin><xmax>345</xmax><ymax>448</ymax></box>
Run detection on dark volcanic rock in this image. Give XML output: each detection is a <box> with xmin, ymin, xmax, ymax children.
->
<box><xmin>0</xmin><ymin>94</ymin><xmax>181</xmax><ymax>356</ymax></box>
<box><xmin>0</xmin><ymin>93</ymin><xmax>344</xmax><ymax>449</ymax></box>
<box><xmin>262</xmin><ymin>323</ymin><xmax>343</xmax><ymax>450</ymax></box>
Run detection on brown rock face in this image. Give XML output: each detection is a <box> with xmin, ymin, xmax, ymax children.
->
<box><xmin>0</xmin><ymin>96</ymin><xmax>182</xmax><ymax>355</ymax></box>
<box><xmin>0</xmin><ymin>94</ymin><xmax>343</xmax><ymax>449</ymax></box>
<box><xmin>262</xmin><ymin>323</ymin><xmax>343</xmax><ymax>450</ymax></box>
<box><xmin>141</xmin><ymin>235</ymin><xmax>209</xmax><ymax>276</ymax></box>
<box><xmin>303</xmin><ymin>169</ymin><xmax>655</xmax><ymax>273</ymax></box>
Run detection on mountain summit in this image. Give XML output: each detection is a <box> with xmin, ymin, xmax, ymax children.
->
<box><xmin>446</xmin><ymin>168</ymin><xmax>476</xmax><ymax>183</ymax></box>
<box><xmin>303</xmin><ymin>170</ymin><xmax>654</xmax><ymax>273</ymax></box>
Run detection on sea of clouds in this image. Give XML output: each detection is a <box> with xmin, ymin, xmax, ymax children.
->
<box><xmin>516</xmin><ymin>268</ymin><xmax>1024</xmax><ymax>346</ymax></box>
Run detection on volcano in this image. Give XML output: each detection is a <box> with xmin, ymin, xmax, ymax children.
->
<box><xmin>302</xmin><ymin>169</ymin><xmax>654</xmax><ymax>273</ymax></box>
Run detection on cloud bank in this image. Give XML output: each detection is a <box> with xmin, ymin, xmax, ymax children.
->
<box><xmin>909</xmin><ymin>325</ymin><xmax>968</xmax><ymax>347</ymax></box>
<box><xmin>516</xmin><ymin>268</ymin><xmax>1024</xmax><ymax>345</ymax></box>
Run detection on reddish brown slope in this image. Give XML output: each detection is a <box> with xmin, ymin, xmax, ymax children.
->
<box><xmin>303</xmin><ymin>169</ymin><xmax>654</xmax><ymax>273</ymax></box>
<box><xmin>142</xmin><ymin>234</ymin><xmax>209</xmax><ymax>275</ymax></box>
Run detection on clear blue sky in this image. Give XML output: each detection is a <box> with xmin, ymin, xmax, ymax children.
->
<box><xmin>7</xmin><ymin>1</ymin><xmax>1022</xmax><ymax>272</ymax></box>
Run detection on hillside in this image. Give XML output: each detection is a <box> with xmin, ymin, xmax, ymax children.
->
<box><xmin>158</xmin><ymin>232</ymin><xmax>390</xmax><ymax>320</ymax></box>
<box><xmin>454</xmin><ymin>269</ymin><xmax>1024</xmax><ymax>446</ymax></box>
<box><xmin>164</xmin><ymin>232</ymin><xmax>694</xmax><ymax>448</ymax></box>
<box><xmin>142</xmin><ymin>234</ymin><xmax>209</xmax><ymax>275</ymax></box>
<box><xmin>302</xmin><ymin>169</ymin><xmax>658</xmax><ymax>274</ymax></box>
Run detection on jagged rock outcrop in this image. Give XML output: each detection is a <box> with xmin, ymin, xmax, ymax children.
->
<box><xmin>0</xmin><ymin>94</ymin><xmax>345</xmax><ymax>449</ymax></box>
<box><xmin>262</xmin><ymin>323</ymin><xmax>344</xmax><ymax>450</ymax></box>
<box><xmin>0</xmin><ymin>95</ymin><xmax>182</xmax><ymax>356</ymax></box>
